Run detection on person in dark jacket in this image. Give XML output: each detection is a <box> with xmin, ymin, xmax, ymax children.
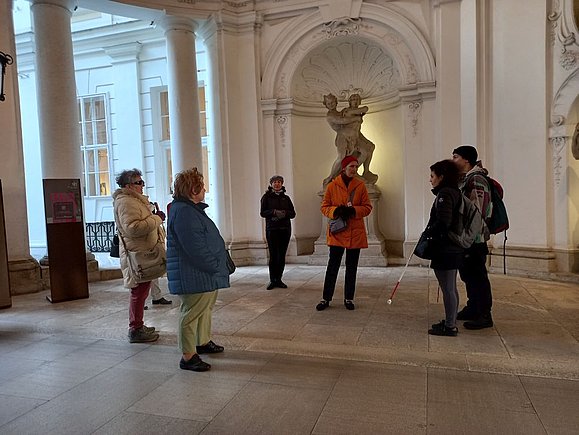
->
<box><xmin>167</xmin><ymin>168</ymin><xmax>230</xmax><ymax>372</ymax></box>
<box><xmin>260</xmin><ymin>175</ymin><xmax>296</xmax><ymax>290</ymax></box>
<box><xmin>424</xmin><ymin>159</ymin><xmax>465</xmax><ymax>337</ymax></box>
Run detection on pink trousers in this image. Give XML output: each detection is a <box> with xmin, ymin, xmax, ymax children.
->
<box><xmin>129</xmin><ymin>281</ymin><xmax>151</xmax><ymax>331</ymax></box>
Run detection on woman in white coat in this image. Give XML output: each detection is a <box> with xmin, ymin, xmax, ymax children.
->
<box><xmin>113</xmin><ymin>168</ymin><xmax>165</xmax><ymax>343</ymax></box>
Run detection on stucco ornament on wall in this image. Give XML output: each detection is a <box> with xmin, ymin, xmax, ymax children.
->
<box><xmin>275</xmin><ymin>115</ymin><xmax>288</xmax><ymax>148</ymax></box>
<box><xmin>291</xmin><ymin>40</ymin><xmax>401</xmax><ymax>103</ymax></box>
<box><xmin>407</xmin><ymin>101</ymin><xmax>422</xmax><ymax>137</ymax></box>
<box><xmin>551</xmin><ymin>136</ymin><xmax>567</xmax><ymax>186</ymax></box>
<box><xmin>322</xmin><ymin>18</ymin><xmax>361</xmax><ymax>39</ymax></box>
<box><xmin>548</xmin><ymin>0</ymin><xmax>579</xmax><ymax>70</ymax></box>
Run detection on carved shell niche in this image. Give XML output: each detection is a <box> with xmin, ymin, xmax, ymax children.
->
<box><xmin>291</xmin><ymin>39</ymin><xmax>401</xmax><ymax>103</ymax></box>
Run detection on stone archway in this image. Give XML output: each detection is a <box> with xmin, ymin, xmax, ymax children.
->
<box><xmin>259</xmin><ymin>3</ymin><xmax>437</xmax><ymax>261</ymax></box>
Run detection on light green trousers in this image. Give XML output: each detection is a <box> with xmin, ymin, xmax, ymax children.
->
<box><xmin>178</xmin><ymin>291</ymin><xmax>218</xmax><ymax>354</ymax></box>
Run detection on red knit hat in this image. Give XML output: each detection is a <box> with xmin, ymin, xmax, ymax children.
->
<box><xmin>341</xmin><ymin>155</ymin><xmax>358</xmax><ymax>169</ymax></box>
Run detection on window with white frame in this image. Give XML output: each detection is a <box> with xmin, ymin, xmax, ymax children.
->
<box><xmin>78</xmin><ymin>94</ymin><xmax>111</xmax><ymax>197</ymax></box>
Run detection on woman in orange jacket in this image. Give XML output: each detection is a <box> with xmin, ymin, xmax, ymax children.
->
<box><xmin>316</xmin><ymin>155</ymin><xmax>372</xmax><ymax>311</ymax></box>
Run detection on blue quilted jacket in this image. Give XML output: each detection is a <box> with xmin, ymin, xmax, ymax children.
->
<box><xmin>167</xmin><ymin>198</ymin><xmax>230</xmax><ymax>294</ymax></box>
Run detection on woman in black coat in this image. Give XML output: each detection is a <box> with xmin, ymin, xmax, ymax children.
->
<box><xmin>260</xmin><ymin>175</ymin><xmax>296</xmax><ymax>290</ymax></box>
<box><xmin>424</xmin><ymin>159</ymin><xmax>464</xmax><ymax>337</ymax></box>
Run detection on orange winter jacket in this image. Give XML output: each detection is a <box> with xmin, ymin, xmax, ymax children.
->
<box><xmin>321</xmin><ymin>176</ymin><xmax>372</xmax><ymax>249</ymax></box>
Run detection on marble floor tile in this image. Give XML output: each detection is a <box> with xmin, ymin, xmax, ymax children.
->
<box><xmin>496</xmin><ymin>320</ymin><xmax>579</xmax><ymax>360</ymax></box>
<box><xmin>520</xmin><ymin>376</ymin><xmax>579</xmax><ymax>434</ymax></box>
<box><xmin>0</xmin><ymin>394</ymin><xmax>46</xmax><ymax>427</ymax></box>
<box><xmin>0</xmin><ymin>366</ymin><xmax>172</xmax><ymax>434</ymax></box>
<box><xmin>93</xmin><ymin>411</ymin><xmax>206</xmax><ymax>435</ymax></box>
<box><xmin>426</xmin><ymin>404</ymin><xmax>546</xmax><ymax>435</ymax></box>
<box><xmin>427</xmin><ymin>368</ymin><xmax>534</xmax><ymax>413</ymax></box>
<box><xmin>129</xmin><ymin>371</ymin><xmax>248</xmax><ymax>422</ymax></box>
<box><xmin>293</xmin><ymin>322</ymin><xmax>363</xmax><ymax>346</ymax></box>
<box><xmin>252</xmin><ymin>353</ymin><xmax>345</xmax><ymax>390</ymax></box>
<box><xmin>200</xmin><ymin>381</ymin><xmax>329</xmax><ymax>435</ymax></box>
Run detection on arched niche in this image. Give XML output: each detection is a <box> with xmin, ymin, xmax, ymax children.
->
<box><xmin>551</xmin><ymin>68</ymin><xmax>579</xmax><ymax>258</ymax></box>
<box><xmin>260</xmin><ymin>3</ymin><xmax>436</xmax><ymax>254</ymax></box>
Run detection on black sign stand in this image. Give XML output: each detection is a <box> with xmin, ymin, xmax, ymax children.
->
<box><xmin>0</xmin><ymin>180</ymin><xmax>11</xmax><ymax>309</ymax></box>
<box><xmin>43</xmin><ymin>179</ymin><xmax>89</xmax><ymax>303</ymax></box>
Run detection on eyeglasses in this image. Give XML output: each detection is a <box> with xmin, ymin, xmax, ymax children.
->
<box><xmin>132</xmin><ymin>180</ymin><xmax>145</xmax><ymax>186</ymax></box>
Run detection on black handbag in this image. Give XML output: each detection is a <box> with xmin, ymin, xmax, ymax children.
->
<box><xmin>328</xmin><ymin>187</ymin><xmax>357</xmax><ymax>235</ymax></box>
<box><xmin>413</xmin><ymin>232</ymin><xmax>432</xmax><ymax>260</ymax></box>
<box><xmin>226</xmin><ymin>250</ymin><xmax>236</xmax><ymax>275</ymax></box>
<box><xmin>329</xmin><ymin>217</ymin><xmax>348</xmax><ymax>234</ymax></box>
<box><xmin>110</xmin><ymin>234</ymin><xmax>120</xmax><ymax>258</ymax></box>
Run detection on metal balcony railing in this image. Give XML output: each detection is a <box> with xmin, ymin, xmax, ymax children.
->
<box><xmin>85</xmin><ymin>221</ymin><xmax>116</xmax><ymax>253</ymax></box>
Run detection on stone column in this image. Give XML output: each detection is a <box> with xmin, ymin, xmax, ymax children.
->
<box><xmin>0</xmin><ymin>0</ymin><xmax>42</xmax><ymax>296</ymax></box>
<box><xmin>30</xmin><ymin>0</ymin><xmax>97</xmax><ymax>274</ymax></box>
<box><xmin>433</xmin><ymin>0</ymin><xmax>462</xmax><ymax>149</ymax></box>
<box><xmin>198</xmin><ymin>12</ymin><xmax>267</xmax><ymax>265</ymax></box>
<box><xmin>156</xmin><ymin>15</ymin><xmax>203</xmax><ymax>176</ymax></box>
<box><xmin>30</xmin><ymin>0</ymin><xmax>82</xmax><ymax>179</ymax></box>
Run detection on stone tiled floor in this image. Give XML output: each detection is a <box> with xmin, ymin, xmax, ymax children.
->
<box><xmin>1</xmin><ymin>265</ymin><xmax>578</xmax><ymax>434</ymax></box>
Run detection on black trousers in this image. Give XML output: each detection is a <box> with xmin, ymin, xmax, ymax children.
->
<box><xmin>266</xmin><ymin>229</ymin><xmax>291</xmax><ymax>282</ymax></box>
<box><xmin>458</xmin><ymin>243</ymin><xmax>493</xmax><ymax>316</ymax></box>
<box><xmin>322</xmin><ymin>246</ymin><xmax>361</xmax><ymax>301</ymax></box>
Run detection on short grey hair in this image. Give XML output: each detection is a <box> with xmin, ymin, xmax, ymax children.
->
<box><xmin>116</xmin><ymin>168</ymin><xmax>142</xmax><ymax>188</ymax></box>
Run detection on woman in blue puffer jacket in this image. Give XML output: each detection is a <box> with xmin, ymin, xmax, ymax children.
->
<box><xmin>167</xmin><ymin>168</ymin><xmax>230</xmax><ymax>372</ymax></box>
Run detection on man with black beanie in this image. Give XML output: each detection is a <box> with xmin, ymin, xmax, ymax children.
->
<box><xmin>452</xmin><ymin>145</ymin><xmax>494</xmax><ymax>329</ymax></box>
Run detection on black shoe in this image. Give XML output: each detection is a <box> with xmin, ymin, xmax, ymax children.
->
<box><xmin>152</xmin><ymin>297</ymin><xmax>172</xmax><ymax>305</ymax></box>
<box><xmin>428</xmin><ymin>324</ymin><xmax>458</xmax><ymax>336</ymax></box>
<box><xmin>144</xmin><ymin>305</ymin><xmax>149</xmax><ymax>310</ymax></box>
<box><xmin>456</xmin><ymin>307</ymin><xmax>476</xmax><ymax>321</ymax></box>
<box><xmin>179</xmin><ymin>354</ymin><xmax>211</xmax><ymax>372</ymax></box>
<box><xmin>344</xmin><ymin>299</ymin><xmax>355</xmax><ymax>310</ymax></box>
<box><xmin>267</xmin><ymin>282</ymin><xmax>276</xmax><ymax>290</ymax></box>
<box><xmin>430</xmin><ymin>320</ymin><xmax>446</xmax><ymax>331</ymax></box>
<box><xmin>196</xmin><ymin>340</ymin><xmax>224</xmax><ymax>354</ymax></box>
<box><xmin>276</xmin><ymin>280</ymin><xmax>288</xmax><ymax>289</ymax></box>
<box><xmin>316</xmin><ymin>300</ymin><xmax>330</xmax><ymax>311</ymax></box>
<box><xmin>464</xmin><ymin>314</ymin><xmax>494</xmax><ymax>330</ymax></box>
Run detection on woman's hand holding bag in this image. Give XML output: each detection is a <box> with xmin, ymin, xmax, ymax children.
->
<box><xmin>414</xmin><ymin>231</ymin><xmax>433</xmax><ymax>260</ymax></box>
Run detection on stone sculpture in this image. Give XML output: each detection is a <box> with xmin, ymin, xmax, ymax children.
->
<box><xmin>323</xmin><ymin>93</ymin><xmax>378</xmax><ymax>186</ymax></box>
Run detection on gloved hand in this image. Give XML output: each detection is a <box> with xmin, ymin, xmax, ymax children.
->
<box><xmin>333</xmin><ymin>205</ymin><xmax>348</xmax><ymax>219</ymax></box>
<box><xmin>274</xmin><ymin>209</ymin><xmax>286</xmax><ymax>219</ymax></box>
<box><xmin>343</xmin><ymin>206</ymin><xmax>356</xmax><ymax>220</ymax></box>
<box><xmin>155</xmin><ymin>210</ymin><xmax>166</xmax><ymax>222</ymax></box>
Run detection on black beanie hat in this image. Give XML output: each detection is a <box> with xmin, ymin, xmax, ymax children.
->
<box><xmin>453</xmin><ymin>145</ymin><xmax>478</xmax><ymax>165</ymax></box>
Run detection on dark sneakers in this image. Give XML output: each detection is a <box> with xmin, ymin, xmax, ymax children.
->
<box><xmin>128</xmin><ymin>326</ymin><xmax>159</xmax><ymax>343</ymax></box>
<box><xmin>464</xmin><ymin>314</ymin><xmax>494</xmax><ymax>330</ymax></box>
<box><xmin>344</xmin><ymin>299</ymin><xmax>355</xmax><ymax>310</ymax></box>
<box><xmin>196</xmin><ymin>340</ymin><xmax>224</xmax><ymax>354</ymax></box>
<box><xmin>267</xmin><ymin>280</ymin><xmax>288</xmax><ymax>290</ymax></box>
<box><xmin>456</xmin><ymin>307</ymin><xmax>476</xmax><ymax>321</ymax></box>
<box><xmin>179</xmin><ymin>354</ymin><xmax>211</xmax><ymax>372</ymax></box>
<box><xmin>316</xmin><ymin>300</ymin><xmax>330</xmax><ymax>311</ymax></box>
<box><xmin>152</xmin><ymin>297</ymin><xmax>172</xmax><ymax>305</ymax></box>
<box><xmin>428</xmin><ymin>320</ymin><xmax>458</xmax><ymax>337</ymax></box>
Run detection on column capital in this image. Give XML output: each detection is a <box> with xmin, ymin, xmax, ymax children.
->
<box><xmin>432</xmin><ymin>0</ymin><xmax>462</xmax><ymax>7</ymax></box>
<box><xmin>28</xmin><ymin>0</ymin><xmax>78</xmax><ymax>13</ymax></box>
<box><xmin>155</xmin><ymin>15</ymin><xmax>198</xmax><ymax>34</ymax></box>
<box><xmin>104</xmin><ymin>42</ymin><xmax>142</xmax><ymax>63</ymax></box>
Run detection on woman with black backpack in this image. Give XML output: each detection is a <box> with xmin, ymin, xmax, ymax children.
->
<box><xmin>422</xmin><ymin>159</ymin><xmax>465</xmax><ymax>337</ymax></box>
